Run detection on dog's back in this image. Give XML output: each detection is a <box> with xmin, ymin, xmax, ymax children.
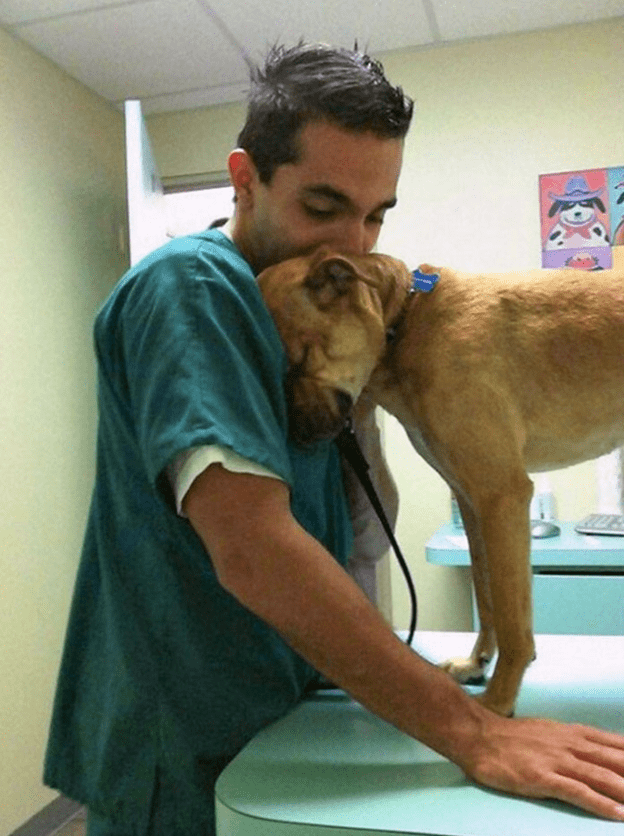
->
<box><xmin>374</xmin><ymin>265</ymin><xmax>624</xmax><ymax>473</ymax></box>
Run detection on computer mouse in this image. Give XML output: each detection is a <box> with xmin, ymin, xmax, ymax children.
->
<box><xmin>530</xmin><ymin>520</ymin><xmax>561</xmax><ymax>539</ymax></box>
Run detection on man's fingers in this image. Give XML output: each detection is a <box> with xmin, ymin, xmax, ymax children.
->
<box><xmin>549</xmin><ymin>771</ymin><xmax>624</xmax><ymax>822</ymax></box>
<box><xmin>581</xmin><ymin>724</ymin><xmax>624</xmax><ymax>757</ymax></box>
<box><xmin>558</xmin><ymin>732</ymin><xmax>624</xmax><ymax>821</ymax></box>
<box><xmin>539</xmin><ymin>724</ymin><xmax>624</xmax><ymax>821</ymax></box>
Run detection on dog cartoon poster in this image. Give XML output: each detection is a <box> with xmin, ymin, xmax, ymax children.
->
<box><xmin>540</xmin><ymin>168</ymin><xmax>613</xmax><ymax>270</ymax></box>
<box><xmin>609</xmin><ymin>166</ymin><xmax>624</xmax><ymax>247</ymax></box>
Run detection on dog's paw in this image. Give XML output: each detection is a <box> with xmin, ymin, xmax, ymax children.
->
<box><xmin>474</xmin><ymin>692</ymin><xmax>515</xmax><ymax>717</ymax></box>
<box><xmin>440</xmin><ymin>656</ymin><xmax>488</xmax><ymax>685</ymax></box>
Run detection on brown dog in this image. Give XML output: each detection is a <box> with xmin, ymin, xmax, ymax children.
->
<box><xmin>258</xmin><ymin>249</ymin><xmax>624</xmax><ymax>717</ymax></box>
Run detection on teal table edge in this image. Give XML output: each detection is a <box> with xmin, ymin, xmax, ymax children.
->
<box><xmin>426</xmin><ymin>521</ymin><xmax>624</xmax><ymax>569</ymax></box>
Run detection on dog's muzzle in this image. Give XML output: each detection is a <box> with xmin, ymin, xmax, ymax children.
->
<box><xmin>286</xmin><ymin>370</ymin><xmax>354</xmax><ymax>445</ymax></box>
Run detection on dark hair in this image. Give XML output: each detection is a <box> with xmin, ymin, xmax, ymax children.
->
<box><xmin>237</xmin><ymin>42</ymin><xmax>414</xmax><ymax>183</ymax></box>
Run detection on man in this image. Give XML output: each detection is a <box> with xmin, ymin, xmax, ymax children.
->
<box><xmin>45</xmin><ymin>43</ymin><xmax>624</xmax><ymax>835</ymax></box>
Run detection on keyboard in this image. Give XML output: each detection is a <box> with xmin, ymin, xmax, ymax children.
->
<box><xmin>574</xmin><ymin>513</ymin><xmax>624</xmax><ymax>536</ymax></box>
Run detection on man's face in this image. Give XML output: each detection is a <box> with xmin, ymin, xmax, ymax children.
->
<box><xmin>230</xmin><ymin>120</ymin><xmax>403</xmax><ymax>273</ymax></box>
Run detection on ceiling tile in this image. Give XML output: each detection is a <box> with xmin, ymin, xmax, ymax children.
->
<box><xmin>2</xmin><ymin>0</ymin><xmax>621</xmax><ymax>113</ymax></box>
<box><xmin>431</xmin><ymin>0</ymin><xmax>624</xmax><ymax>41</ymax></box>
<box><xmin>0</xmin><ymin>0</ymin><xmax>139</xmax><ymax>26</ymax></box>
<box><xmin>208</xmin><ymin>0</ymin><xmax>434</xmax><ymax>60</ymax></box>
<box><xmin>12</xmin><ymin>0</ymin><xmax>248</xmax><ymax>101</ymax></box>
<box><xmin>135</xmin><ymin>80</ymin><xmax>250</xmax><ymax>114</ymax></box>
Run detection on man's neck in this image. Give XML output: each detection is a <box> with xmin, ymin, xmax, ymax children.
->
<box><xmin>220</xmin><ymin>218</ymin><xmax>234</xmax><ymax>241</ymax></box>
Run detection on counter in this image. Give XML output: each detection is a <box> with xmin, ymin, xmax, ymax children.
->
<box><xmin>426</xmin><ymin>523</ymin><xmax>624</xmax><ymax>634</ymax></box>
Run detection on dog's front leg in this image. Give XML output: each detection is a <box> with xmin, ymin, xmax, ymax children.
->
<box><xmin>473</xmin><ymin>472</ymin><xmax>535</xmax><ymax>716</ymax></box>
<box><xmin>440</xmin><ymin>492</ymin><xmax>497</xmax><ymax>685</ymax></box>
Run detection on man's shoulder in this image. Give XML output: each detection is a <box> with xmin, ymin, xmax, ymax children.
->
<box><xmin>139</xmin><ymin>228</ymin><xmax>242</xmax><ymax>274</ymax></box>
<box><xmin>98</xmin><ymin>231</ymin><xmax>251</xmax><ymax>322</ymax></box>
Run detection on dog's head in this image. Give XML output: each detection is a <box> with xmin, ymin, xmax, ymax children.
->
<box><xmin>257</xmin><ymin>249</ymin><xmax>411</xmax><ymax>445</ymax></box>
<box><xmin>548</xmin><ymin>197</ymin><xmax>605</xmax><ymax>223</ymax></box>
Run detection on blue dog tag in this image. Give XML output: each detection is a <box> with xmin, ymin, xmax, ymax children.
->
<box><xmin>411</xmin><ymin>268</ymin><xmax>440</xmax><ymax>292</ymax></box>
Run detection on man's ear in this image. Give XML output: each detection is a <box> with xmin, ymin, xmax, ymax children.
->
<box><xmin>227</xmin><ymin>149</ymin><xmax>257</xmax><ymax>209</ymax></box>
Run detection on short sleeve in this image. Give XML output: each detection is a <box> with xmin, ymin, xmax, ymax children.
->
<box><xmin>168</xmin><ymin>444</ymin><xmax>284</xmax><ymax>516</ymax></box>
<box><xmin>94</xmin><ymin>234</ymin><xmax>292</xmax><ymax>498</ymax></box>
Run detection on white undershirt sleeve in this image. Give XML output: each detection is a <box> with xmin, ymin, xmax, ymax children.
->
<box><xmin>168</xmin><ymin>445</ymin><xmax>284</xmax><ymax>517</ymax></box>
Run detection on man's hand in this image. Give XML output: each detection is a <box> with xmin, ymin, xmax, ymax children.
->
<box><xmin>463</xmin><ymin>714</ymin><xmax>624</xmax><ymax>821</ymax></box>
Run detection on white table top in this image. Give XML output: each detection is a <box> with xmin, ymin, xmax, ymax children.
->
<box><xmin>216</xmin><ymin>632</ymin><xmax>624</xmax><ymax>835</ymax></box>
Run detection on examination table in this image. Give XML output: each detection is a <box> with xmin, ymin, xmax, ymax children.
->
<box><xmin>216</xmin><ymin>631</ymin><xmax>624</xmax><ymax>835</ymax></box>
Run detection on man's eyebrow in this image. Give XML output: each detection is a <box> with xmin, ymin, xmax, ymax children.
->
<box><xmin>302</xmin><ymin>185</ymin><xmax>397</xmax><ymax>212</ymax></box>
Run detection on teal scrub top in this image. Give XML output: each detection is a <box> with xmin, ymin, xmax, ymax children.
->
<box><xmin>44</xmin><ymin>231</ymin><xmax>353</xmax><ymax>829</ymax></box>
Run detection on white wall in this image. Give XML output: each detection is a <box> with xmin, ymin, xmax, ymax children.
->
<box><xmin>148</xmin><ymin>17</ymin><xmax>624</xmax><ymax>633</ymax></box>
<box><xmin>0</xmin><ymin>26</ymin><xmax>127</xmax><ymax>833</ymax></box>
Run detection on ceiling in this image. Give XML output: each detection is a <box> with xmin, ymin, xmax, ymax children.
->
<box><xmin>1</xmin><ymin>0</ymin><xmax>623</xmax><ymax>114</ymax></box>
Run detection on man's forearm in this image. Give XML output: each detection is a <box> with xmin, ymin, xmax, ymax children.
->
<box><xmin>186</xmin><ymin>465</ymin><xmax>485</xmax><ymax>765</ymax></box>
<box><xmin>256</xmin><ymin>526</ymin><xmax>486</xmax><ymax>765</ymax></box>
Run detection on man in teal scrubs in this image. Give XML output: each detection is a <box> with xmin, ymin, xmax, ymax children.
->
<box><xmin>45</xmin><ymin>43</ymin><xmax>624</xmax><ymax>835</ymax></box>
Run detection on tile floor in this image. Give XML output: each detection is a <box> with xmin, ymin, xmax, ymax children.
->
<box><xmin>54</xmin><ymin>808</ymin><xmax>86</xmax><ymax>836</ymax></box>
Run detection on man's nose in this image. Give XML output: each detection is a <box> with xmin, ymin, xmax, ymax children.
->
<box><xmin>333</xmin><ymin>220</ymin><xmax>375</xmax><ymax>255</ymax></box>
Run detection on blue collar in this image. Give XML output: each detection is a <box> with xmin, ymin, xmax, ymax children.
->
<box><xmin>387</xmin><ymin>268</ymin><xmax>440</xmax><ymax>344</ymax></box>
<box><xmin>411</xmin><ymin>267</ymin><xmax>440</xmax><ymax>293</ymax></box>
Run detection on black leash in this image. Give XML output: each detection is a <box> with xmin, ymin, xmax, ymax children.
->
<box><xmin>336</xmin><ymin>418</ymin><xmax>417</xmax><ymax>647</ymax></box>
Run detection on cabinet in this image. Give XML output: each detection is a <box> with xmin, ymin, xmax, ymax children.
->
<box><xmin>426</xmin><ymin>522</ymin><xmax>624</xmax><ymax>634</ymax></box>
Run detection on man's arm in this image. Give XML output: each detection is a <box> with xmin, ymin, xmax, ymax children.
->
<box><xmin>184</xmin><ymin>465</ymin><xmax>624</xmax><ymax>821</ymax></box>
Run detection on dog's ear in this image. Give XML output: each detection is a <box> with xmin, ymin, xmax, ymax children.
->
<box><xmin>548</xmin><ymin>201</ymin><xmax>562</xmax><ymax>218</ymax></box>
<box><xmin>304</xmin><ymin>255</ymin><xmax>359</xmax><ymax>310</ymax></box>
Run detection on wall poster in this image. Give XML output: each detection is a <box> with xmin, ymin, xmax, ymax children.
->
<box><xmin>539</xmin><ymin>166</ymin><xmax>624</xmax><ymax>270</ymax></box>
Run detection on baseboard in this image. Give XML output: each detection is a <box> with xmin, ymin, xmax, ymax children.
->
<box><xmin>9</xmin><ymin>796</ymin><xmax>84</xmax><ymax>836</ymax></box>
